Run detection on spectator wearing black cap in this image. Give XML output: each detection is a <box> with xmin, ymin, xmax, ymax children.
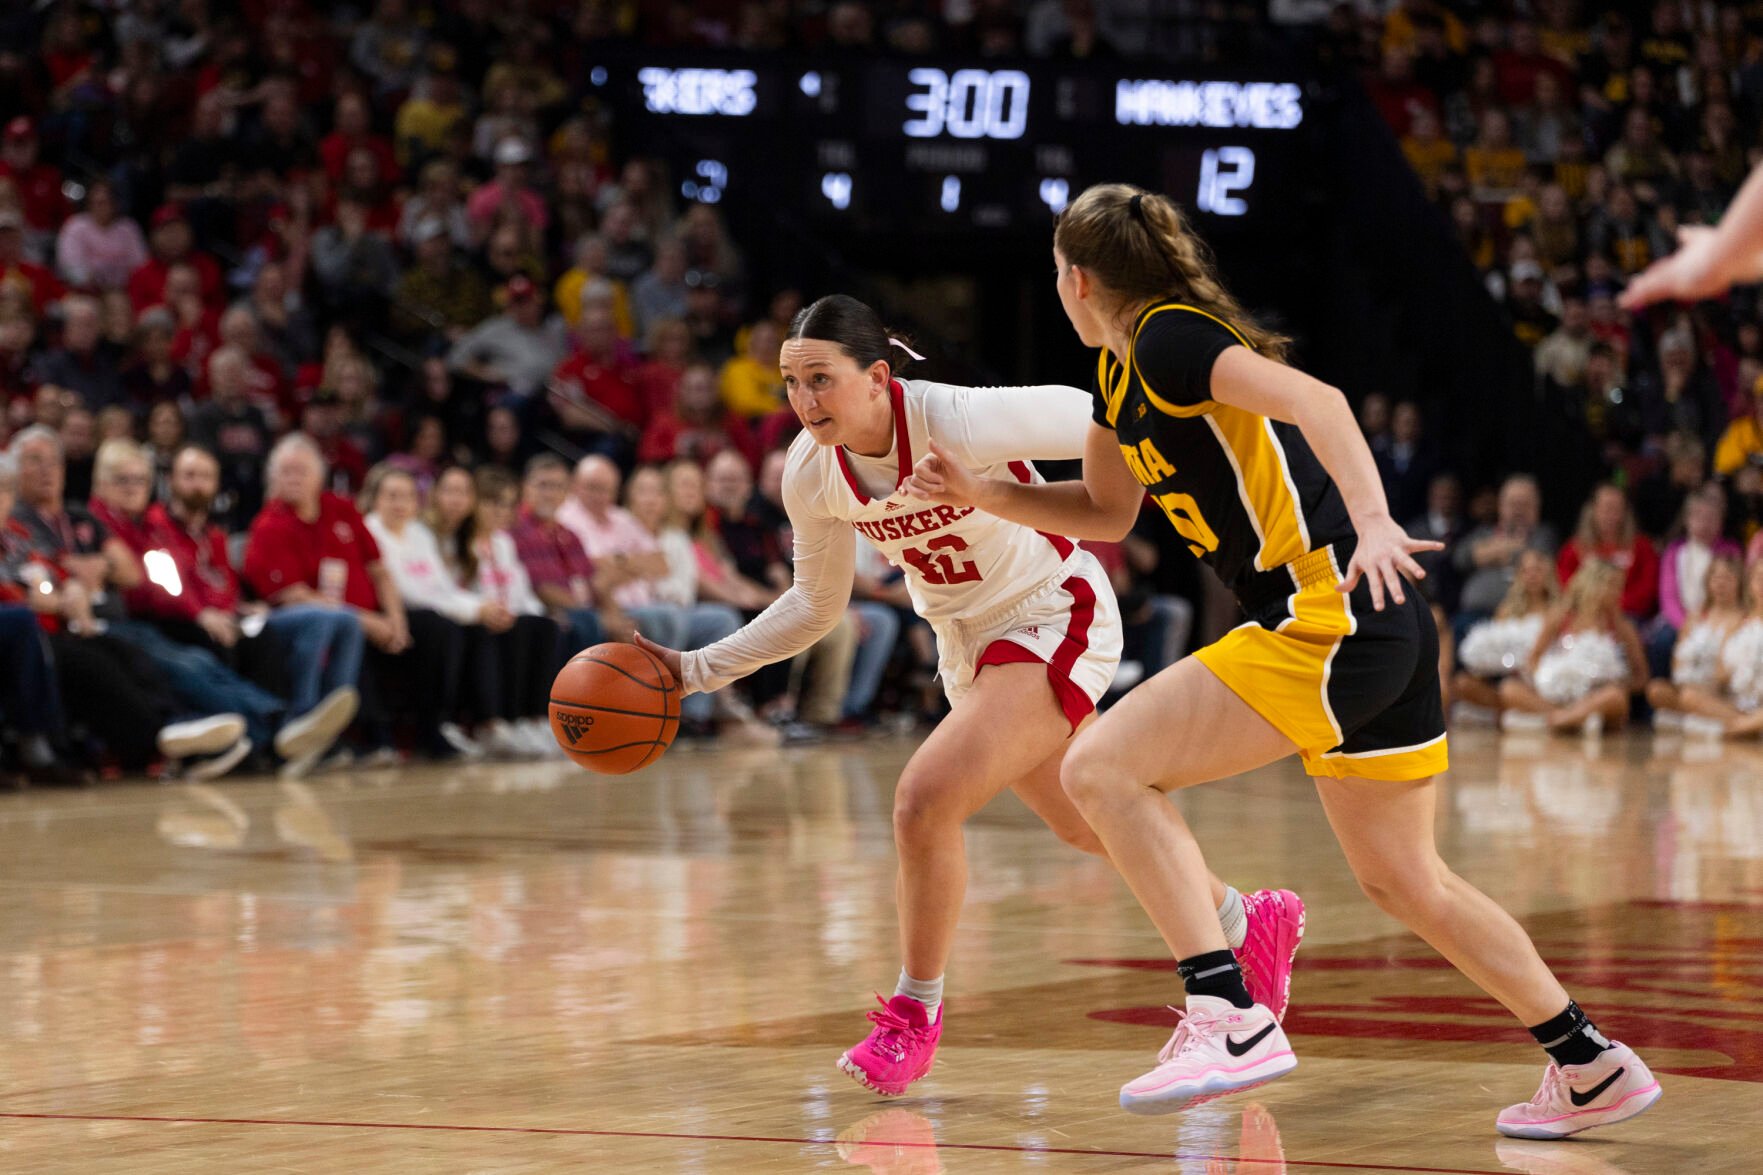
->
<box><xmin>446</xmin><ymin>274</ymin><xmax>566</xmax><ymax>398</ymax></box>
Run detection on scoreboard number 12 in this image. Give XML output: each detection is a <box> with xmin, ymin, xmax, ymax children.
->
<box><xmin>1197</xmin><ymin>147</ymin><xmax>1255</xmax><ymax>217</ymax></box>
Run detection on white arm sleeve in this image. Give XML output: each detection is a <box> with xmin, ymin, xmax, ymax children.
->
<box><xmin>679</xmin><ymin>449</ymin><xmax>854</xmax><ymax>695</ymax></box>
<box><xmin>921</xmin><ymin>381</ymin><xmax>1094</xmax><ymax>467</ymax></box>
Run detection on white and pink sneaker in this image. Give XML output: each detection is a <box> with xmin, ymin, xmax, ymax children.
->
<box><xmin>1496</xmin><ymin>1043</ymin><xmax>1660</xmax><ymax>1139</ymax></box>
<box><xmin>1118</xmin><ymin>995</ymin><xmax>1297</xmax><ymax>1115</ymax></box>
<box><xmin>1239</xmin><ymin>888</ymin><xmax>1305</xmax><ymax>1022</ymax></box>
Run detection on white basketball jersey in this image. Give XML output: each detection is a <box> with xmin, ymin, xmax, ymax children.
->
<box><xmin>785</xmin><ymin>379</ymin><xmax>1083</xmax><ymax>623</ymax></box>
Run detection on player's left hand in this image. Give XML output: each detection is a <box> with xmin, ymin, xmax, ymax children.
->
<box><xmin>1338</xmin><ymin>516</ymin><xmax>1442</xmax><ymax>612</ymax></box>
<box><xmin>904</xmin><ymin>437</ymin><xmax>979</xmax><ymax>506</ymax></box>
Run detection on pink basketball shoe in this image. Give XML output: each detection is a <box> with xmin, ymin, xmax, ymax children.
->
<box><xmin>1495</xmin><ymin>1043</ymin><xmax>1661</xmax><ymax>1140</ymax></box>
<box><xmin>838</xmin><ymin>994</ymin><xmax>943</xmax><ymax>1096</ymax></box>
<box><xmin>1238</xmin><ymin>888</ymin><xmax>1305</xmax><ymax>1022</ymax></box>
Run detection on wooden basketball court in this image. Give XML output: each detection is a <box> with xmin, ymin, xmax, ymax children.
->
<box><xmin>0</xmin><ymin>729</ymin><xmax>1756</xmax><ymax>1172</ymax></box>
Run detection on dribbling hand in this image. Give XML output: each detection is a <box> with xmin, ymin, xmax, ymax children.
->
<box><xmin>1338</xmin><ymin>516</ymin><xmax>1442</xmax><ymax>612</ymax></box>
<box><xmin>904</xmin><ymin>438</ymin><xmax>981</xmax><ymax>508</ymax></box>
<box><xmin>632</xmin><ymin>631</ymin><xmax>683</xmax><ymax>690</ymax></box>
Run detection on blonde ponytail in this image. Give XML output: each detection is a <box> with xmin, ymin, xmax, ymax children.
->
<box><xmin>1055</xmin><ymin>182</ymin><xmax>1291</xmax><ymax>362</ymax></box>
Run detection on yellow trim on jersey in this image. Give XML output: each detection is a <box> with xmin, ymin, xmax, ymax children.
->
<box><xmin>1124</xmin><ymin>302</ymin><xmax>1312</xmax><ymax>571</ymax></box>
<box><xmin>1209</xmin><ymin>405</ymin><xmax>1309</xmax><ymax>570</ymax></box>
<box><xmin>1098</xmin><ymin>350</ymin><xmax>1125</xmax><ymax>428</ymax></box>
<box><xmin>1129</xmin><ymin>302</ymin><xmax>1251</xmax><ymax>418</ymax></box>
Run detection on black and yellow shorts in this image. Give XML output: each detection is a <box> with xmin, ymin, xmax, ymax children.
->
<box><xmin>1196</xmin><ymin>541</ymin><xmax>1449</xmax><ymax>782</ymax></box>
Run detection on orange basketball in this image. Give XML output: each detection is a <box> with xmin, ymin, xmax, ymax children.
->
<box><xmin>549</xmin><ymin>642</ymin><xmax>681</xmax><ymax>774</ymax></box>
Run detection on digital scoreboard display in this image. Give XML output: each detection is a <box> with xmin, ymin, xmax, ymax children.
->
<box><xmin>587</xmin><ymin>54</ymin><xmax>1318</xmax><ymax>236</ymax></box>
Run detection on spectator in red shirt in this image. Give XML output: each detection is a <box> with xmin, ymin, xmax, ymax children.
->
<box><xmin>127</xmin><ymin>205</ymin><xmax>224</xmax><ymax>312</ymax></box>
<box><xmin>633</xmin><ymin>317</ymin><xmax>693</xmax><ymax>413</ymax></box>
<box><xmin>509</xmin><ymin>453</ymin><xmax>615</xmax><ymax>653</ymax></box>
<box><xmin>319</xmin><ymin>91</ymin><xmax>401</xmax><ymax>188</ymax></box>
<box><xmin>546</xmin><ymin>303</ymin><xmax>645</xmax><ymax>456</ymax></box>
<box><xmin>90</xmin><ymin>439</ymin><xmax>358</xmax><ymax>776</ymax></box>
<box><xmin>1557</xmin><ymin>484</ymin><xmax>1660</xmax><ymax>621</ymax></box>
<box><xmin>163</xmin><ymin>263</ymin><xmax>223</xmax><ymax>375</ymax></box>
<box><xmin>0</xmin><ymin>119</ymin><xmax>69</xmax><ymax>245</ymax></box>
<box><xmin>158</xmin><ymin>444</ymin><xmax>364</xmax><ymax>757</ymax></box>
<box><xmin>638</xmin><ymin>361</ymin><xmax>760</xmax><ymax>469</ymax></box>
<box><xmin>0</xmin><ymin>209</ymin><xmax>65</xmax><ymax>315</ymax></box>
<box><xmin>244</xmin><ymin>433</ymin><xmax>456</xmax><ymax>760</ymax></box>
<box><xmin>7</xmin><ymin>424</ymin><xmax>248</xmax><ymax>774</ymax></box>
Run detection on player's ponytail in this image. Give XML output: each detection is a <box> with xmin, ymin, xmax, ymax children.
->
<box><xmin>1054</xmin><ymin>183</ymin><xmax>1290</xmax><ymax>362</ymax></box>
<box><xmin>787</xmin><ymin>294</ymin><xmax>919</xmax><ymax>375</ymax></box>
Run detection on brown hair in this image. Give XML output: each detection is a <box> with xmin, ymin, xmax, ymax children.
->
<box><xmin>1054</xmin><ymin>183</ymin><xmax>1290</xmax><ymax>361</ymax></box>
<box><xmin>425</xmin><ymin>465</ymin><xmax>480</xmax><ymax>583</ymax></box>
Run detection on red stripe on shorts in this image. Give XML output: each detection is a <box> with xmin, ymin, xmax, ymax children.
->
<box><xmin>1007</xmin><ymin>460</ymin><xmax>1076</xmax><ymax>559</ymax></box>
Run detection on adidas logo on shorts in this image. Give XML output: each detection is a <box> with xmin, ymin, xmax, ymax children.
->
<box><xmin>558</xmin><ymin>713</ymin><xmax>596</xmax><ymax>745</ymax></box>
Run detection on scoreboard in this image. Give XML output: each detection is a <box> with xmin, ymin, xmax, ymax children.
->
<box><xmin>587</xmin><ymin>54</ymin><xmax>1321</xmax><ymax>235</ymax></box>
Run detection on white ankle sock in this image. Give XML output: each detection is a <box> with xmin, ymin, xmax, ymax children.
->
<box><xmin>895</xmin><ymin>970</ymin><xmax>943</xmax><ymax>1017</ymax></box>
<box><xmin>1217</xmin><ymin>886</ymin><xmax>1247</xmax><ymax>950</ymax></box>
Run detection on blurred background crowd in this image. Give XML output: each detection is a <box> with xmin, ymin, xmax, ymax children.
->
<box><xmin>5</xmin><ymin>0</ymin><xmax>1763</xmax><ymax>784</ymax></box>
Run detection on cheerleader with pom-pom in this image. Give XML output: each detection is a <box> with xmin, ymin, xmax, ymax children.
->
<box><xmin>1452</xmin><ymin>548</ymin><xmax>1558</xmax><ymax>717</ymax></box>
<box><xmin>1644</xmin><ymin>554</ymin><xmax>1744</xmax><ymax>727</ymax></box>
<box><xmin>1675</xmin><ymin>558</ymin><xmax>1763</xmax><ymax>738</ymax></box>
<box><xmin>1499</xmin><ymin>560</ymin><xmax>1646</xmax><ymax>735</ymax></box>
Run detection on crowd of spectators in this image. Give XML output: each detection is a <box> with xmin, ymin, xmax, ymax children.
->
<box><xmin>14</xmin><ymin>1</ymin><xmax>1763</xmax><ymax>781</ymax></box>
<box><xmin>0</xmin><ymin>1</ymin><xmax>1208</xmax><ymax>785</ymax></box>
<box><xmin>1334</xmin><ymin>3</ymin><xmax>1763</xmax><ymax>738</ymax></box>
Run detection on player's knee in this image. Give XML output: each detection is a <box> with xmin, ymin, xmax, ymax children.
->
<box><xmin>891</xmin><ymin>769</ymin><xmax>959</xmax><ymax>845</ymax></box>
<box><xmin>1060</xmin><ymin>733</ymin><xmax>1129</xmax><ymax>812</ymax></box>
<box><xmin>1354</xmin><ymin>857</ymin><xmax>1450</xmax><ymax>919</ymax></box>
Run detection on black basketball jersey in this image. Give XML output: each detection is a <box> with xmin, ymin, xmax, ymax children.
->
<box><xmin>1090</xmin><ymin>301</ymin><xmax>1354</xmax><ymax>601</ymax></box>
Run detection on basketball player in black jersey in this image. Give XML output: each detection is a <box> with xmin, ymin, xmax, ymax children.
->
<box><xmin>906</xmin><ymin>183</ymin><xmax>1660</xmax><ymax>1137</ymax></box>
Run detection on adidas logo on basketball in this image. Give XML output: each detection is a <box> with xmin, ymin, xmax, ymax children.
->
<box><xmin>558</xmin><ymin>713</ymin><xmax>596</xmax><ymax>745</ymax></box>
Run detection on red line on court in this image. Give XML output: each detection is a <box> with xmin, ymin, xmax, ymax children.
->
<box><xmin>0</xmin><ymin>1111</ymin><xmax>1507</xmax><ymax>1172</ymax></box>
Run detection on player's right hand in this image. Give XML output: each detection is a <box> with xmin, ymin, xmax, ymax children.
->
<box><xmin>904</xmin><ymin>437</ymin><xmax>979</xmax><ymax>507</ymax></box>
<box><xmin>633</xmin><ymin>631</ymin><xmax>683</xmax><ymax>690</ymax></box>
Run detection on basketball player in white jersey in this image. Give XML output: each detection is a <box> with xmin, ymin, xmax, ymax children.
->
<box><xmin>637</xmin><ymin>295</ymin><xmax>1306</xmax><ymax>1097</ymax></box>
